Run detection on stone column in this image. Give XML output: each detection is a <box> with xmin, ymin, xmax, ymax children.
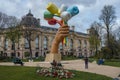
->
<box><xmin>31</xmin><ymin>40</ymin><xmax>35</xmax><ymax>57</ymax></box>
<box><xmin>81</xmin><ymin>39</ymin><xmax>84</xmax><ymax>56</ymax></box>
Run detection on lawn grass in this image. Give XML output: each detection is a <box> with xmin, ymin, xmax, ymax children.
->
<box><xmin>0</xmin><ymin>56</ymin><xmax>83</xmax><ymax>62</ymax></box>
<box><xmin>104</xmin><ymin>61</ymin><xmax>120</xmax><ymax>67</ymax></box>
<box><xmin>88</xmin><ymin>58</ymin><xmax>120</xmax><ymax>67</ymax></box>
<box><xmin>62</xmin><ymin>56</ymin><xmax>80</xmax><ymax>60</ymax></box>
<box><xmin>0</xmin><ymin>66</ymin><xmax>112</xmax><ymax>80</ymax></box>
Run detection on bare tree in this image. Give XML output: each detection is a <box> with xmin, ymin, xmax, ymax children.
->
<box><xmin>99</xmin><ymin>5</ymin><xmax>116</xmax><ymax>47</ymax></box>
<box><xmin>22</xmin><ymin>26</ymin><xmax>40</xmax><ymax>60</ymax></box>
<box><xmin>6</xmin><ymin>25</ymin><xmax>21</xmax><ymax>57</ymax></box>
<box><xmin>0</xmin><ymin>12</ymin><xmax>20</xmax><ymax>57</ymax></box>
<box><xmin>20</xmin><ymin>10</ymin><xmax>40</xmax><ymax>61</ymax></box>
<box><xmin>0</xmin><ymin>12</ymin><xmax>20</xmax><ymax>28</ymax></box>
<box><xmin>99</xmin><ymin>5</ymin><xmax>116</xmax><ymax>58</ymax></box>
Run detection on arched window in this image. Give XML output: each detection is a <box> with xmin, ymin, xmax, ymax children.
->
<box><xmin>59</xmin><ymin>42</ymin><xmax>63</xmax><ymax>50</ymax></box>
<box><xmin>11</xmin><ymin>40</ymin><xmax>15</xmax><ymax>50</ymax></box>
<box><xmin>35</xmin><ymin>52</ymin><xmax>39</xmax><ymax>57</ymax></box>
<box><xmin>17</xmin><ymin>52</ymin><xmax>20</xmax><ymax>57</ymax></box>
<box><xmin>35</xmin><ymin>36</ymin><xmax>39</xmax><ymax>49</ymax></box>
<box><xmin>11</xmin><ymin>52</ymin><xmax>15</xmax><ymax>57</ymax></box>
<box><xmin>4</xmin><ymin>53</ymin><xmax>7</xmax><ymax>56</ymax></box>
<box><xmin>50</xmin><ymin>36</ymin><xmax>54</xmax><ymax>48</ymax></box>
<box><xmin>0</xmin><ymin>38</ymin><xmax>1</xmax><ymax>47</ymax></box>
<box><xmin>51</xmin><ymin>36</ymin><xmax>54</xmax><ymax>43</ymax></box>
<box><xmin>17</xmin><ymin>36</ymin><xmax>20</xmax><ymax>49</ymax></box>
<box><xmin>25</xmin><ymin>38</ymin><xmax>29</xmax><ymax>49</ymax></box>
<box><xmin>70</xmin><ymin>39</ymin><xmax>73</xmax><ymax>49</ymax></box>
<box><xmin>78</xmin><ymin>40</ymin><xmax>81</xmax><ymax>48</ymax></box>
<box><xmin>5</xmin><ymin>38</ymin><xmax>8</xmax><ymax>50</ymax></box>
<box><xmin>43</xmin><ymin>36</ymin><xmax>48</xmax><ymax>49</ymax></box>
<box><xmin>84</xmin><ymin>40</ymin><xmax>87</xmax><ymax>47</ymax></box>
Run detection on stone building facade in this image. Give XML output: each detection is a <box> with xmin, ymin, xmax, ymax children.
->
<box><xmin>0</xmin><ymin>11</ymin><xmax>90</xmax><ymax>59</ymax></box>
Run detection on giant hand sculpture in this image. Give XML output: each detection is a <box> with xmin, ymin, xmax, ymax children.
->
<box><xmin>51</xmin><ymin>25</ymin><xmax>69</xmax><ymax>53</ymax></box>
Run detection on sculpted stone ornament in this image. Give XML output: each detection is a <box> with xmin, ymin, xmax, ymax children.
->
<box><xmin>45</xmin><ymin>25</ymin><xmax>69</xmax><ymax>62</ymax></box>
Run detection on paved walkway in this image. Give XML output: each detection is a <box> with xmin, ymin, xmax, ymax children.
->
<box><xmin>0</xmin><ymin>60</ymin><xmax>120</xmax><ymax>78</ymax></box>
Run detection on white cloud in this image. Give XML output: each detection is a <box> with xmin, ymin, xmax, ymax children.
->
<box><xmin>26</xmin><ymin>2</ymin><xmax>33</xmax><ymax>9</ymax></box>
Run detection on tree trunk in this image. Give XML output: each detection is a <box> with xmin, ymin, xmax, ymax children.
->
<box><xmin>13</xmin><ymin>41</ymin><xmax>16</xmax><ymax>57</ymax></box>
<box><xmin>106</xmin><ymin>25</ymin><xmax>114</xmax><ymax>58</ymax></box>
<box><xmin>107</xmin><ymin>26</ymin><xmax>110</xmax><ymax>47</ymax></box>
<box><xmin>95</xmin><ymin>42</ymin><xmax>98</xmax><ymax>57</ymax></box>
<box><xmin>28</xmin><ymin>39</ymin><xmax>32</xmax><ymax>60</ymax></box>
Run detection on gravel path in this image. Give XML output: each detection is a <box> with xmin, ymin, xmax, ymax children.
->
<box><xmin>0</xmin><ymin>60</ymin><xmax>120</xmax><ymax>78</ymax></box>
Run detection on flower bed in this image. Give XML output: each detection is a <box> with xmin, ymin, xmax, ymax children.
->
<box><xmin>36</xmin><ymin>60</ymin><xmax>75</xmax><ymax>79</ymax></box>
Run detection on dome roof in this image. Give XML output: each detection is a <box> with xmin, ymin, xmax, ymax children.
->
<box><xmin>26</xmin><ymin>10</ymin><xmax>33</xmax><ymax>16</ymax></box>
<box><xmin>20</xmin><ymin>10</ymin><xmax>40</xmax><ymax>27</ymax></box>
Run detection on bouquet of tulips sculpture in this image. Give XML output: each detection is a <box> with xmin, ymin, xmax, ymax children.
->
<box><xmin>44</xmin><ymin>2</ymin><xmax>79</xmax><ymax>45</ymax></box>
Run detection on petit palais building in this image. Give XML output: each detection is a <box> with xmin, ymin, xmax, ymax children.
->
<box><xmin>0</xmin><ymin>11</ymin><xmax>92</xmax><ymax>59</ymax></box>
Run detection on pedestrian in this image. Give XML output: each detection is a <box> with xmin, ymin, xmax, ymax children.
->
<box><xmin>84</xmin><ymin>57</ymin><xmax>88</xmax><ymax>69</ymax></box>
<box><xmin>98</xmin><ymin>58</ymin><xmax>104</xmax><ymax>65</ymax></box>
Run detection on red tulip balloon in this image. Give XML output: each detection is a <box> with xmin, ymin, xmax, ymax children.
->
<box><xmin>48</xmin><ymin>18</ymin><xmax>57</xmax><ymax>25</ymax></box>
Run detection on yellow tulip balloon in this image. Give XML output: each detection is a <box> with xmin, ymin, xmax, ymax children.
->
<box><xmin>46</xmin><ymin>2</ymin><xmax>59</xmax><ymax>16</ymax></box>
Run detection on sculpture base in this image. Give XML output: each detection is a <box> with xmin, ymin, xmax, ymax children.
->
<box><xmin>45</xmin><ymin>53</ymin><xmax>61</xmax><ymax>62</ymax></box>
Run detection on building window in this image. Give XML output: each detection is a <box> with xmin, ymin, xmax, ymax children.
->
<box><xmin>59</xmin><ymin>43</ymin><xmax>63</xmax><ymax>50</ymax></box>
<box><xmin>78</xmin><ymin>40</ymin><xmax>81</xmax><ymax>48</ymax></box>
<box><xmin>43</xmin><ymin>36</ymin><xmax>48</xmax><ymax>49</ymax></box>
<box><xmin>70</xmin><ymin>39</ymin><xmax>73</xmax><ymax>49</ymax></box>
<box><xmin>35</xmin><ymin>36</ymin><xmax>39</xmax><ymax>49</ymax></box>
<box><xmin>35</xmin><ymin>52</ymin><xmax>39</xmax><ymax>57</ymax></box>
<box><xmin>4</xmin><ymin>38</ymin><xmax>8</xmax><ymax>50</ymax></box>
<box><xmin>25</xmin><ymin>38</ymin><xmax>29</xmax><ymax>49</ymax></box>
<box><xmin>84</xmin><ymin>47</ymin><xmax>87</xmax><ymax>57</ymax></box>
<box><xmin>51</xmin><ymin>36</ymin><xmax>54</xmax><ymax>43</ymax></box>
<box><xmin>84</xmin><ymin>40</ymin><xmax>87</xmax><ymax>47</ymax></box>
<box><xmin>4</xmin><ymin>53</ymin><xmax>7</xmax><ymax>56</ymax></box>
<box><xmin>11</xmin><ymin>40</ymin><xmax>15</xmax><ymax>50</ymax></box>
<box><xmin>0</xmin><ymin>38</ymin><xmax>1</xmax><ymax>47</ymax></box>
<box><xmin>11</xmin><ymin>52</ymin><xmax>15</xmax><ymax>57</ymax></box>
<box><xmin>17</xmin><ymin>52</ymin><xmax>20</xmax><ymax>57</ymax></box>
<box><xmin>18</xmin><ymin>37</ymin><xmax>20</xmax><ymax>49</ymax></box>
<box><xmin>49</xmin><ymin>36</ymin><xmax>54</xmax><ymax>48</ymax></box>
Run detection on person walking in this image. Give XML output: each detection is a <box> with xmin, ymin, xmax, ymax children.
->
<box><xmin>84</xmin><ymin>57</ymin><xmax>88</xmax><ymax>69</ymax></box>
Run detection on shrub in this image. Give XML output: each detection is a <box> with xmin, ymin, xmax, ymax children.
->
<box><xmin>0</xmin><ymin>56</ymin><xmax>12</xmax><ymax>62</ymax></box>
<box><xmin>24</xmin><ymin>52</ymin><xmax>30</xmax><ymax>58</ymax></box>
<box><xmin>101</xmin><ymin>47</ymin><xmax>112</xmax><ymax>59</ymax></box>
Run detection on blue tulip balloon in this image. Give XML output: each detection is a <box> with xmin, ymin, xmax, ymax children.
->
<box><xmin>67</xmin><ymin>6</ymin><xmax>79</xmax><ymax>17</ymax></box>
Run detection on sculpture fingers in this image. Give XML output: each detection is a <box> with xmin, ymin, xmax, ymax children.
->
<box><xmin>60</xmin><ymin>34</ymin><xmax>69</xmax><ymax>38</ymax></box>
<box><xmin>59</xmin><ymin>31</ymin><xmax>69</xmax><ymax>34</ymax></box>
<box><xmin>58</xmin><ymin>27</ymin><xmax>69</xmax><ymax>32</ymax></box>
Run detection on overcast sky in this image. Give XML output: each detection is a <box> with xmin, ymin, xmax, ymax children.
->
<box><xmin>0</xmin><ymin>0</ymin><xmax>120</xmax><ymax>33</ymax></box>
